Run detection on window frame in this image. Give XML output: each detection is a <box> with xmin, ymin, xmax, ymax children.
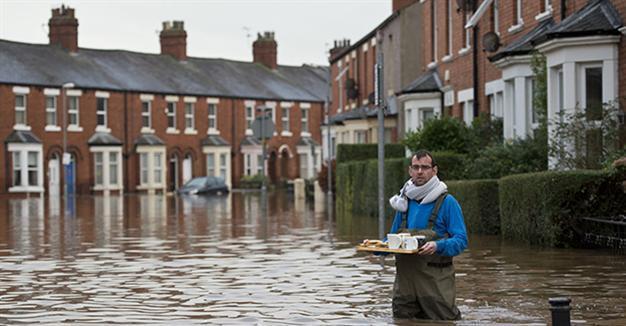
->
<box><xmin>167</xmin><ymin>101</ymin><xmax>177</xmax><ymax>130</ymax></box>
<box><xmin>45</xmin><ymin>95</ymin><xmax>57</xmax><ymax>127</ymax></box>
<box><xmin>141</xmin><ymin>100</ymin><xmax>152</xmax><ymax>129</ymax></box>
<box><xmin>96</xmin><ymin>97</ymin><xmax>108</xmax><ymax>128</ymax></box>
<box><xmin>184</xmin><ymin>102</ymin><xmax>195</xmax><ymax>130</ymax></box>
<box><xmin>15</xmin><ymin>94</ymin><xmax>27</xmax><ymax>126</ymax></box>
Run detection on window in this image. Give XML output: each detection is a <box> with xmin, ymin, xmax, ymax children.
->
<box><xmin>464</xmin><ymin>12</ymin><xmax>471</xmax><ymax>49</ymax></box>
<box><xmin>15</xmin><ymin>94</ymin><xmax>26</xmax><ymax>125</ymax></box>
<box><xmin>301</xmin><ymin>108</ymin><xmax>309</xmax><ymax>132</ymax></box>
<box><xmin>257</xmin><ymin>154</ymin><xmax>263</xmax><ymax>175</ymax></box>
<box><xmin>300</xmin><ymin>153</ymin><xmax>308</xmax><ymax>178</ymax></box>
<box><xmin>246</xmin><ymin>105</ymin><xmax>254</xmax><ymax>129</ymax></box>
<box><xmin>68</xmin><ymin>96</ymin><xmax>79</xmax><ymax>127</ymax></box>
<box><xmin>513</xmin><ymin>0</ymin><xmax>522</xmax><ymax>26</ymax></box>
<box><xmin>207</xmin><ymin>153</ymin><xmax>215</xmax><ymax>176</ymax></box>
<box><xmin>141</xmin><ymin>101</ymin><xmax>151</xmax><ymax>129</ymax></box>
<box><xmin>12</xmin><ymin>152</ymin><xmax>21</xmax><ymax>186</ymax></box>
<box><xmin>27</xmin><ymin>152</ymin><xmax>38</xmax><ymax>186</ymax></box>
<box><xmin>208</xmin><ymin>103</ymin><xmax>217</xmax><ymax>130</ymax></box>
<box><xmin>109</xmin><ymin>152</ymin><xmax>118</xmax><ymax>185</ymax></box>
<box><xmin>154</xmin><ymin>153</ymin><xmax>163</xmax><ymax>184</ymax></box>
<box><xmin>585</xmin><ymin>67</ymin><xmax>603</xmax><ymax>121</ymax></box>
<box><xmin>185</xmin><ymin>102</ymin><xmax>195</xmax><ymax>129</ymax></box>
<box><xmin>463</xmin><ymin>101</ymin><xmax>474</xmax><ymax>125</ymax></box>
<box><xmin>541</xmin><ymin>0</ymin><xmax>551</xmax><ymax>13</ymax></box>
<box><xmin>282</xmin><ymin>107</ymin><xmax>290</xmax><ymax>131</ymax></box>
<box><xmin>46</xmin><ymin>96</ymin><xmax>57</xmax><ymax>126</ymax></box>
<box><xmin>95</xmin><ymin>152</ymin><xmax>104</xmax><ymax>186</ymax></box>
<box><xmin>492</xmin><ymin>0</ymin><xmax>500</xmax><ymax>34</ymax></box>
<box><xmin>96</xmin><ymin>97</ymin><xmax>107</xmax><ymax>127</ymax></box>
<box><xmin>420</xmin><ymin>108</ymin><xmax>435</xmax><ymax>126</ymax></box>
<box><xmin>526</xmin><ymin>78</ymin><xmax>538</xmax><ymax>126</ymax></box>
<box><xmin>140</xmin><ymin>153</ymin><xmax>149</xmax><ymax>184</ymax></box>
<box><xmin>446</xmin><ymin>0</ymin><xmax>452</xmax><ymax>56</ymax></box>
<box><xmin>219</xmin><ymin>153</ymin><xmax>227</xmax><ymax>180</ymax></box>
<box><xmin>430</xmin><ymin>0</ymin><xmax>437</xmax><ymax>62</ymax></box>
<box><xmin>245</xmin><ymin>154</ymin><xmax>252</xmax><ymax>176</ymax></box>
<box><xmin>167</xmin><ymin>102</ymin><xmax>176</xmax><ymax>129</ymax></box>
<box><xmin>355</xmin><ymin>130</ymin><xmax>368</xmax><ymax>144</ymax></box>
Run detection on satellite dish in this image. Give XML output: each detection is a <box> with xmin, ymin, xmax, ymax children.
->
<box><xmin>482</xmin><ymin>32</ymin><xmax>501</xmax><ymax>52</ymax></box>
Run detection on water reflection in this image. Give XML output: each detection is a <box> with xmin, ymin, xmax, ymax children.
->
<box><xmin>0</xmin><ymin>192</ymin><xmax>624</xmax><ymax>324</ymax></box>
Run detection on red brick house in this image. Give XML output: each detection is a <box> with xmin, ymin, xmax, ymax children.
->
<box><xmin>399</xmin><ymin>0</ymin><xmax>625</xmax><ymax>167</ymax></box>
<box><xmin>0</xmin><ymin>6</ymin><xmax>328</xmax><ymax>195</ymax></box>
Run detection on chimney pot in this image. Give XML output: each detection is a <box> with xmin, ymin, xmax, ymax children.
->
<box><xmin>160</xmin><ymin>20</ymin><xmax>187</xmax><ymax>61</ymax></box>
<box><xmin>48</xmin><ymin>5</ymin><xmax>79</xmax><ymax>52</ymax></box>
<box><xmin>253</xmin><ymin>30</ymin><xmax>278</xmax><ymax>69</ymax></box>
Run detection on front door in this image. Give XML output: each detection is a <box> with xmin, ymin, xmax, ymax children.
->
<box><xmin>182</xmin><ymin>155</ymin><xmax>192</xmax><ymax>185</ymax></box>
<box><xmin>169</xmin><ymin>155</ymin><xmax>178</xmax><ymax>192</ymax></box>
<box><xmin>48</xmin><ymin>155</ymin><xmax>60</xmax><ymax>197</ymax></box>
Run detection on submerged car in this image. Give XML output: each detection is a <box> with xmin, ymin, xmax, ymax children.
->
<box><xmin>177</xmin><ymin>176</ymin><xmax>229</xmax><ymax>195</ymax></box>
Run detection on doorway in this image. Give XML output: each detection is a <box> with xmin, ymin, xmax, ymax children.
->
<box><xmin>169</xmin><ymin>154</ymin><xmax>179</xmax><ymax>192</ymax></box>
<box><xmin>182</xmin><ymin>154</ymin><xmax>192</xmax><ymax>185</ymax></box>
<box><xmin>48</xmin><ymin>154</ymin><xmax>60</xmax><ymax>197</ymax></box>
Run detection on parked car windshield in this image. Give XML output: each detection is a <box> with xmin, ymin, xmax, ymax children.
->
<box><xmin>185</xmin><ymin>177</ymin><xmax>207</xmax><ymax>188</ymax></box>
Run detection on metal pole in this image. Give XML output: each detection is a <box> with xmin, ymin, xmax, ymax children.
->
<box><xmin>61</xmin><ymin>82</ymin><xmax>74</xmax><ymax>200</ymax></box>
<box><xmin>261</xmin><ymin>110</ymin><xmax>267</xmax><ymax>192</ymax></box>
<box><xmin>549</xmin><ymin>297</ymin><xmax>572</xmax><ymax>326</ymax></box>
<box><xmin>325</xmin><ymin>99</ymin><xmax>333</xmax><ymax>200</ymax></box>
<box><xmin>375</xmin><ymin>32</ymin><xmax>385</xmax><ymax>241</ymax></box>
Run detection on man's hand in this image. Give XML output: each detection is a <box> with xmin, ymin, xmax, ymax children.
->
<box><xmin>418</xmin><ymin>241</ymin><xmax>437</xmax><ymax>255</ymax></box>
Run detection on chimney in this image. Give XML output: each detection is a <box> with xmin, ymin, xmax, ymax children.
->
<box><xmin>329</xmin><ymin>39</ymin><xmax>351</xmax><ymax>63</ymax></box>
<box><xmin>48</xmin><ymin>5</ymin><xmax>79</xmax><ymax>52</ymax></box>
<box><xmin>253</xmin><ymin>31</ymin><xmax>277</xmax><ymax>70</ymax></box>
<box><xmin>392</xmin><ymin>0</ymin><xmax>417</xmax><ymax>12</ymax></box>
<box><xmin>160</xmin><ymin>21</ymin><xmax>187</xmax><ymax>61</ymax></box>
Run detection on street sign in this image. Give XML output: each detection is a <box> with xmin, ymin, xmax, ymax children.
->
<box><xmin>251</xmin><ymin>115</ymin><xmax>275</xmax><ymax>140</ymax></box>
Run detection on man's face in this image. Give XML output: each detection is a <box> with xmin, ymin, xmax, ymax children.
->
<box><xmin>408</xmin><ymin>155</ymin><xmax>438</xmax><ymax>186</ymax></box>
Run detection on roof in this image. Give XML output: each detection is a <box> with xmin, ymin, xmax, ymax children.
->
<box><xmin>329</xmin><ymin>11</ymin><xmax>400</xmax><ymax>64</ymax></box>
<box><xmin>134</xmin><ymin>134</ymin><xmax>165</xmax><ymax>146</ymax></box>
<box><xmin>4</xmin><ymin>130</ymin><xmax>41</xmax><ymax>144</ymax></box>
<box><xmin>87</xmin><ymin>132</ymin><xmax>122</xmax><ymax>146</ymax></box>
<box><xmin>490</xmin><ymin>18</ymin><xmax>555</xmax><ymax>62</ymax></box>
<box><xmin>533</xmin><ymin>0</ymin><xmax>623</xmax><ymax>45</ymax></box>
<box><xmin>329</xmin><ymin>100</ymin><xmax>397</xmax><ymax>125</ymax></box>
<box><xmin>240</xmin><ymin>136</ymin><xmax>261</xmax><ymax>146</ymax></box>
<box><xmin>0</xmin><ymin>39</ymin><xmax>329</xmax><ymax>102</ymax></box>
<box><xmin>297</xmin><ymin>137</ymin><xmax>320</xmax><ymax>147</ymax></box>
<box><xmin>399</xmin><ymin>69</ymin><xmax>442</xmax><ymax>94</ymax></box>
<box><xmin>201</xmin><ymin>135</ymin><xmax>230</xmax><ymax>147</ymax></box>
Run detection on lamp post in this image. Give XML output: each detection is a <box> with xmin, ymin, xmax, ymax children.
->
<box><xmin>256</xmin><ymin>106</ymin><xmax>272</xmax><ymax>192</ymax></box>
<box><xmin>61</xmin><ymin>82</ymin><xmax>74</xmax><ymax>199</ymax></box>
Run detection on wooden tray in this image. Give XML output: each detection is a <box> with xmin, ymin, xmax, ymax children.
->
<box><xmin>356</xmin><ymin>245</ymin><xmax>420</xmax><ymax>254</ymax></box>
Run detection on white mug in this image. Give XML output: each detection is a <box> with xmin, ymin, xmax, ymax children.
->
<box><xmin>387</xmin><ymin>234</ymin><xmax>403</xmax><ymax>249</ymax></box>
<box><xmin>404</xmin><ymin>236</ymin><xmax>419</xmax><ymax>250</ymax></box>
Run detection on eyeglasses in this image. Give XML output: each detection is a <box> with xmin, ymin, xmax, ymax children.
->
<box><xmin>410</xmin><ymin>164</ymin><xmax>433</xmax><ymax>171</ymax></box>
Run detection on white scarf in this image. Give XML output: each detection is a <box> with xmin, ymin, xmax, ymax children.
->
<box><xmin>388</xmin><ymin>176</ymin><xmax>447</xmax><ymax>212</ymax></box>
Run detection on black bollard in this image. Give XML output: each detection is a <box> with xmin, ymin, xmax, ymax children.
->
<box><xmin>549</xmin><ymin>297</ymin><xmax>571</xmax><ymax>326</ymax></box>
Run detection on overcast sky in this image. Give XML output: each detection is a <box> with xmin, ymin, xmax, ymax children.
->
<box><xmin>0</xmin><ymin>0</ymin><xmax>390</xmax><ymax>66</ymax></box>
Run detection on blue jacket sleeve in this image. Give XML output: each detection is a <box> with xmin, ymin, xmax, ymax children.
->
<box><xmin>434</xmin><ymin>196</ymin><xmax>468</xmax><ymax>257</ymax></box>
<box><xmin>389</xmin><ymin>210</ymin><xmax>403</xmax><ymax>235</ymax></box>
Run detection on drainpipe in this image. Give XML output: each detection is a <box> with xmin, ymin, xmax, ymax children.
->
<box><xmin>472</xmin><ymin>1</ymin><xmax>480</xmax><ymax>118</ymax></box>
<box><xmin>123</xmin><ymin>91</ymin><xmax>129</xmax><ymax>193</ymax></box>
<box><xmin>231</xmin><ymin>98</ymin><xmax>236</xmax><ymax>188</ymax></box>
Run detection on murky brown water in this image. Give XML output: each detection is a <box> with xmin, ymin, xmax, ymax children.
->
<box><xmin>0</xmin><ymin>191</ymin><xmax>624</xmax><ymax>325</ymax></box>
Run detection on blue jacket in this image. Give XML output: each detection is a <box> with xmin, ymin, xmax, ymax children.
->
<box><xmin>389</xmin><ymin>195</ymin><xmax>468</xmax><ymax>257</ymax></box>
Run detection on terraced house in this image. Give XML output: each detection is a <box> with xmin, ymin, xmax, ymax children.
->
<box><xmin>0</xmin><ymin>6</ymin><xmax>328</xmax><ymax>195</ymax></box>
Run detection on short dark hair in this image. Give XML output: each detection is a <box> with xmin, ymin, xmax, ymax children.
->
<box><xmin>411</xmin><ymin>150</ymin><xmax>437</xmax><ymax>167</ymax></box>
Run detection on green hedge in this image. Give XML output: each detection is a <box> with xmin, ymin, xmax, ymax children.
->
<box><xmin>336</xmin><ymin>158</ymin><xmax>408</xmax><ymax>218</ymax></box>
<box><xmin>336</xmin><ymin>144</ymin><xmax>406</xmax><ymax>163</ymax></box>
<box><xmin>431</xmin><ymin>151</ymin><xmax>467</xmax><ymax>181</ymax></box>
<box><xmin>498</xmin><ymin>169</ymin><xmax>626</xmax><ymax>247</ymax></box>
<box><xmin>447</xmin><ymin>179</ymin><xmax>500</xmax><ymax>235</ymax></box>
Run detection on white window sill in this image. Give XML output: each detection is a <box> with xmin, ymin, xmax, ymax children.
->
<box><xmin>245</xmin><ymin>129</ymin><xmax>253</xmax><ymax>136</ymax></box>
<box><xmin>140</xmin><ymin>127</ymin><xmax>155</xmax><ymax>134</ymax></box>
<box><xmin>281</xmin><ymin>131</ymin><xmax>293</xmax><ymax>137</ymax></box>
<box><xmin>458</xmin><ymin>47</ymin><xmax>471</xmax><ymax>56</ymax></box>
<box><xmin>300</xmin><ymin>131</ymin><xmax>312</xmax><ymax>137</ymax></box>
<box><xmin>9</xmin><ymin>186</ymin><xmax>44</xmax><ymax>193</ymax></box>
<box><xmin>13</xmin><ymin>124</ymin><xmax>31</xmax><ymax>131</ymax></box>
<box><xmin>273</xmin><ymin>131</ymin><xmax>278</xmax><ymax>136</ymax></box>
<box><xmin>441</xmin><ymin>55</ymin><xmax>453</xmax><ymax>63</ymax></box>
<box><xmin>508</xmin><ymin>23</ymin><xmax>524</xmax><ymax>34</ymax></box>
<box><xmin>137</xmin><ymin>184</ymin><xmax>165</xmax><ymax>190</ymax></box>
<box><xmin>427</xmin><ymin>61</ymin><xmax>438</xmax><ymax>69</ymax></box>
<box><xmin>535</xmin><ymin>9</ymin><xmax>552</xmax><ymax>22</ymax></box>
<box><xmin>95</xmin><ymin>126</ymin><xmax>111</xmax><ymax>133</ymax></box>
<box><xmin>166</xmin><ymin>128</ymin><xmax>180</xmax><ymax>134</ymax></box>
<box><xmin>207</xmin><ymin>129</ymin><xmax>220</xmax><ymax>135</ymax></box>
<box><xmin>92</xmin><ymin>185</ymin><xmax>123</xmax><ymax>191</ymax></box>
<box><xmin>67</xmin><ymin>125</ymin><xmax>83</xmax><ymax>132</ymax></box>
<box><xmin>45</xmin><ymin>125</ymin><xmax>61</xmax><ymax>132</ymax></box>
<box><xmin>184</xmin><ymin>128</ymin><xmax>198</xmax><ymax>135</ymax></box>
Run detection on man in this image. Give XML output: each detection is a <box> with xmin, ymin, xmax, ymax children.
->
<box><xmin>387</xmin><ymin>150</ymin><xmax>468</xmax><ymax>320</ymax></box>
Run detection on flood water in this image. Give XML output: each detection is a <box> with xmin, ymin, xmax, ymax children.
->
<box><xmin>0</xmin><ymin>191</ymin><xmax>624</xmax><ymax>325</ymax></box>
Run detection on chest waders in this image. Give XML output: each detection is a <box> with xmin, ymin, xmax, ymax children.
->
<box><xmin>392</xmin><ymin>193</ymin><xmax>462</xmax><ymax>320</ymax></box>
